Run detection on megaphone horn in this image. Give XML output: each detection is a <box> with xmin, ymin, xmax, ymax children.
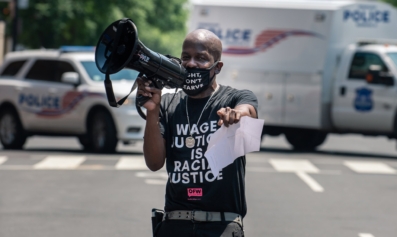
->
<box><xmin>95</xmin><ymin>19</ymin><xmax>187</xmax><ymax>118</ymax></box>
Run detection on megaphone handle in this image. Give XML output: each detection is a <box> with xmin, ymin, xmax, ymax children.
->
<box><xmin>136</xmin><ymin>80</ymin><xmax>162</xmax><ymax>107</ymax></box>
<box><xmin>136</xmin><ymin>94</ymin><xmax>151</xmax><ymax>107</ymax></box>
<box><xmin>136</xmin><ymin>76</ymin><xmax>165</xmax><ymax>107</ymax></box>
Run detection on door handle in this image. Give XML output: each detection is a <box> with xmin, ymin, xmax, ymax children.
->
<box><xmin>340</xmin><ymin>86</ymin><xmax>346</xmax><ymax>96</ymax></box>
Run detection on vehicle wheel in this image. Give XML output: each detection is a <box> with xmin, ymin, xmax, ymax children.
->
<box><xmin>284</xmin><ymin>129</ymin><xmax>327</xmax><ymax>151</ymax></box>
<box><xmin>0</xmin><ymin>108</ymin><xmax>27</xmax><ymax>149</ymax></box>
<box><xmin>77</xmin><ymin>135</ymin><xmax>91</xmax><ymax>151</ymax></box>
<box><xmin>87</xmin><ymin>110</ymin><xmax>118</xmax><ymax>153</ymax></box>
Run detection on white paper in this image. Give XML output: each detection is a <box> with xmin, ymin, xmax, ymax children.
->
<box><xmin>204</xmin><ymin>116</ymin><xmax>265</xmax><ymax>177</ymax></box>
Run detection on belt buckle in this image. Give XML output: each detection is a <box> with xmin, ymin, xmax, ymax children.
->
<box><xmin>191</xmin><ymin>210</ymin><xmax>202</xmax><ymax>223</ymax></box>
<box><xmin>191</xmin><ymin>210</ymin><xmax>196</xmax><ymax>223</ymax></box>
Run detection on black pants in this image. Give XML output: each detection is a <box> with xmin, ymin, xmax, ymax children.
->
<box><xmin>155</xmin><ymin>220</ymin><xmax>244</xmax><ymax>237</ymax></box>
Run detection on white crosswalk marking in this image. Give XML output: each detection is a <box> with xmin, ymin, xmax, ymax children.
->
<box><xmin>359</xmin><ymin>233</ymin><xmax>375</xmax><ymax>237</ymax></box>
<box><xmin>0</xmin><ymin>156</ymin><xmax>7</xmax><ymax>165</ymax></box>
<box><xmin>136</xmin><ymin>172</ymin><xmax>168</xmax><ymax>185</ymax></box>
<box><xmin>115</xmin><ymin>157</ymin><xmax>148</xmax><ymax>170</ymax></box>
<box><xmin>296</xmin><ymin>172</ymin><xmax>324</xmax><ymax>192</ymax></box>
<box><xmin>269</xmin><ymin>159</ymin><xmax>319</xmax><ymax>173</ymax></box>
<box><xmin>269</xmin><ymin>159</ymin><xmax>323</xmax><ymax>192</ymax></box>
<box><xmin>344</xmin><ymin>161</ymin><xmax>397</xmax><ymax>174</ymax></box>
<box><xmin>145</xmin><ymin>179</ymin><xmax>167</xmax><ymax>185</ymax></box>
<box><xmin>34</xmin><ymin>156</ymin><xmax>86</xmax><ymax>169</ymax></box>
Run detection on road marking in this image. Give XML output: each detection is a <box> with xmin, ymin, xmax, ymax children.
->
<box><xmin>344</xmin><ymin>161</ymin><xmax>397</xmax><ymax>174</ymax></box>
<box><xmin>135</xmin><ymin>172</ymin><xmax>168</xmax><ymax>185</ymax></box>
<box><xmin>0</xmin><ymin>156</ymin><xmax>7</xmax><ymax>165</ymax></box>
<box><xmin>34</xmin><ymin>156</ymin><xmax>85</xmax><ymax>169</ymax></box>
<box><xmin>145</xmin><ymin>179</ymin><xmax>167</xmax><ymax>185</ymax></box>
<box><xmin>269</xmin><ymin>159</ymin><xmax>324</xmax><ymax>192</ymax></box>
<box><xmin>115</xmin><ymin>157</ymin><xmax>148</xmax><ymax>170</ymax></box>
<box><xmin>359</xmin><ymin>233</ymin><xmax>374</xmax><ymax>237</ymax></box>
<box><xmin>269</xmin><ymin>159</ymin><xmax>319</xmax><ymax>173</ymax></box>
<box><xmin>296</xmin><ymin>172</ymin><xmax>324</xmax><ymax>192</ymax></box>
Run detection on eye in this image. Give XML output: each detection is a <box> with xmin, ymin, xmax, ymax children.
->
<box><xmin>197</xmin><ymin>55</ymin><xmax>208</xmax><ymax>62</ymax></box>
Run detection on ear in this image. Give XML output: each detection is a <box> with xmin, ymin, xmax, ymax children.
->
<box><xmin>215</xmin><ymin>61</ymin><xmax>223</xmax><ymax>74</ymax></box>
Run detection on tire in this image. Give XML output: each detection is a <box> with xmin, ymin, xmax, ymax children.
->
<box><xmin>0</xmin><ymin>108</ymin><xmax>27</xmax><ymax>149</ymax></box>
<box><xmin>87</xmin><ymin>110</ymin><xmax>118</xmax><ymax>153</ymax></box>
<box><xmin>77</xmin><ymin>135</ymin><xmax>91</xmax><ymax>151</ymax></box>
<box><xmin>284</xmin><ymin>129</ymin><xmax>327</xmax><ymax>151</ymax></box>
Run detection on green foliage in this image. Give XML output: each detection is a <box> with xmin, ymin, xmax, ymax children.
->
<box><xmin>383</xmin><ymin>0</ymin><xmax>397</xmax><ymax>8</ymax></box>
<box><xmin>16</xmin><ymin>0</ymin><xmax>188</xmax><ymax>56</ymax></box>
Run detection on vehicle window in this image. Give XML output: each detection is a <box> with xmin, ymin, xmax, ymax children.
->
<box><xmin>0</xmin><ymin>60</ymin><xmax>27</xmax><ymax>77</ymax></box>
<box><xmin>348</xmin><ymin>52</ymin><xmax>388</xmax><ymax>80</ymax></box>
<box><xmin>387</xmin><ymin>53</ymin><xmax>397</xmax><ymax>68</ymax></box>
<box><xmin>25</xmin><ymin>60</ymin><xmax>76</xmax><ymax>82</ymax></box>
<box><xmin>81</xmin><ymin>61</ymin><xmax>138</xmax><ymax>81</ymax></box>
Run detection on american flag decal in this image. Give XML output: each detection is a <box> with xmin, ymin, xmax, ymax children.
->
<box><xmin>223</xmin><ymin>29</ymin><xmax>321</xmax><ymax>55</ymax></box>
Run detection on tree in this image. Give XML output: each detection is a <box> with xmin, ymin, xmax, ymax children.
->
<box><xmin>383</xmin><ymin>0</ymin><xmax>397</xmax><ymax>8</ymax></box>
<box><xmin>16</xmin><ymin>0</ymin><xmax>188</xmax><ymax>56</ymax></box>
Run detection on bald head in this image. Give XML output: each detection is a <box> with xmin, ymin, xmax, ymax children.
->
<box><xmin>183</xmin><ymin>29</ymin><xmax>223</xmax><ymax>61</ymax></box>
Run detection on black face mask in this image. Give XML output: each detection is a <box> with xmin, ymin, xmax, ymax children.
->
<box><xmin>182</xmin><ymin>61</ymin><xmax>219</xmax><ymax>96</ymax></box>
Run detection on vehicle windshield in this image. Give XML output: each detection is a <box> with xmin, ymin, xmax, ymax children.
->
<box><xmin>387</xmin><ymin>53</ymin><xmax>397</xmax><ymax>69</ymax></box>
<box><xmin>81</xmin><ymin>61</ymin><xmax>139</xmax><ymax>81</ymax></box>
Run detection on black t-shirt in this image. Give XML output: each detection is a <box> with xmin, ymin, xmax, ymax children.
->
<box><xmin>159</xmin><ymin>85</ymin><xmax>258</xmax><ymax>218</ymax></box>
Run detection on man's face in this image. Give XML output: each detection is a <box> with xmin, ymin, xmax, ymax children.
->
<box><xmin>181</xmin><ymin>40</ymin><xmax>215</xmax><ymax>69</ymax></box>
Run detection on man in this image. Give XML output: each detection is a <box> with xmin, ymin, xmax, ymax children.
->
<box><xmin>137</xmin><ymin>29</ymin><xmax>258</xmax><ymax>237</ymax></box>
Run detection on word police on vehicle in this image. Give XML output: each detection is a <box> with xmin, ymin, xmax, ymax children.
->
<box><xmin>344</xmin><ymin>5</ymin><xmax>390</xmax><ymax>27</ymax></box>
<box><xmin>197</xmin><ymin>23</ymin><xmax>251</xmax><ymax>45</ymax></box>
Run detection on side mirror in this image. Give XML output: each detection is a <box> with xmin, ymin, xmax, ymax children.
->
<box><xmin>366</xmin><ymin>65</ymin><xmax>394</xmax><ymax>86</ymax></box>
<box><xmin>61</xmin><ymin>72</ymin><xmax>79</xmax><ymax>85</ymax></box>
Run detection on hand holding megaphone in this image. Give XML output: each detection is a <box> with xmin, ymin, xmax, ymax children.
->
<box><xmin>95</xmin><ymin>18</ymin><xmax>187</xmax><ymax>118</ymax></box>
<box><xmin>135</xmin><ymin>76</ymin><xmax>163</xmax><ymax>112</ymax></box>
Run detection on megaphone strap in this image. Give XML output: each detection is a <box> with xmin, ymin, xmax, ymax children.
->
<box><xmin>104</xmin><ymin>73</ymin><xmax>139</xmax><ymax>108</ymax></box>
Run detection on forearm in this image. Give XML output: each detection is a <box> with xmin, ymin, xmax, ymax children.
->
<box><xmin>143</xmin><ymin>107</ymin><xmax>166</xmax><ymax>171</ymax></box>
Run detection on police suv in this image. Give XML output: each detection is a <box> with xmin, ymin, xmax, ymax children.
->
<box><xmin>0</xmin><ymin>46</ymin><xmax>145</xmax><ymax>153</ymax></box>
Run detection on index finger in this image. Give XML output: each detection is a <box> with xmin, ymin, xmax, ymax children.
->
<box><xmin>217</xmin><ymin>108</ymin><xmax>227</xmax><ymax>126</ymax></box>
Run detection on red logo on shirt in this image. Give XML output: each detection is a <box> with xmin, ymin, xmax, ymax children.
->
<box><xmin>187</xmin><ymin>188</ymin><xmax>203</xmax><ymax>197</ymax></box>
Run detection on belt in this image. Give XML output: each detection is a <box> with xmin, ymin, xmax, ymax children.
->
<box><xmin>163</xmin><ymin>210</ymin><xmax>243</xmax><ymax>227</ymax></box>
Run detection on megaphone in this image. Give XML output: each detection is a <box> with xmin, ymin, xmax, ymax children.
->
<box><xmin>95</xmin><ymin>18</ymin><xmax>187</xmax><ymax>117</ymax></box>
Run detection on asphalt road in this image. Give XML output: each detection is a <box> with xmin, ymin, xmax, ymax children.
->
<box><xmin>0</xmin><ymin>134</ymin><xmax>396</xmax><ymax>237</ymax></box>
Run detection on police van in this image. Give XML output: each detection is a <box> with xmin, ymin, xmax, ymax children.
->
<box><xmin>0</xmin><ymin>46</ymin><xmax>146</xmax><ymax>153</ymax></box>
<box><xmin>190</xmin><ymin>0</ymin><xmax>397</xmax><ymax>150</ymax></box>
